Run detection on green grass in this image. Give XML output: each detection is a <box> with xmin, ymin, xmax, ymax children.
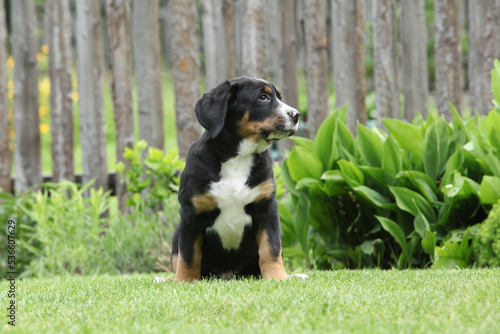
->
<box><xmin>2</xmin><ymin>269</ymin><xmax>499</xmax><ymax>333</ymax></box>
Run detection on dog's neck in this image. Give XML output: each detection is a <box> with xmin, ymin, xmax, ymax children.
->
<box><xmin>237</xmin><ymin>138</ymin><xmax>271</xmax><ymax>156</ymax></box>
<box><xmin>209</xmin><ymin>129</ymin><xmax>271</xmax><ymax>161</ymax></box>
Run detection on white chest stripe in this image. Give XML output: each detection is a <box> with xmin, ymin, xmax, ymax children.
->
<box><xmin>206</xmin><ymin>140</ymin><xmax>268</xmax><ymax>250</ymax></box>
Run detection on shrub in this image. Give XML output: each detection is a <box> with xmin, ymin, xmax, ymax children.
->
<box><xmin>0</xmin><ymin>191</ymin><xmax>37</xmax><ymax>278</ymax></box>
<box><xmin>116</xmin><ymin>139</ymin><xmax>184</xmax><ymax>213</ymax></box>
<box><xmin>279</xmin><ymin>106</ymin><xmax>500</xmax><ymax>269</ymax></box>
<box><xmin>0</xmin><ymin>142</ymin><xmax>183</xmax><ymax>278</ymax></box>
<box><xmin>474</xmin><ymin>200</ymin><xmax>500</xmax><ymax>267</ymax></box>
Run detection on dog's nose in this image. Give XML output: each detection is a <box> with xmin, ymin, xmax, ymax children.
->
<box><xmin>287</xmin><ymin>109</ymin><xmax>300</xmax><ymax>124</ymax></box>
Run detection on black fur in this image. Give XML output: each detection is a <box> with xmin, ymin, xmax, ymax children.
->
<box><xmin>171</xmin><ymin>76</ymin><xmax>299</xmax><ymax>279</ymax></box>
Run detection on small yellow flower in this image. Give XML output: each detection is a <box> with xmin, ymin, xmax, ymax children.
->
<box><xmin>72</xmin><ymin>91</ymin><xmax>79</xmax><ymax>101</ymax></box>
<box><xmin>8</xmin><ymin>91</ymin><xmax>13</xmax><ymax>100</ymax></box>
<box><xmin>39</xmin><ymin>105</ymin><xmax>47</xmax><ymax>118</ymax></box>
<box><xmin>41</xmin><ymin>44</ymin><xmax>49</xmax><ymax>54</ymax></box>
<box><xmin>39</xmin><ymin>78</ymin><xmax>51</xmax><ymax>95</ymax></box>
<box><xmin>9</xmin><ymin>143</ymin><xmax>13</xmax><ymax>152</ymax></box>
<box><xmin>9</xmin><ymin>127</ymin><xmax>14</xmax><ymax>139</ymax></box>
<box><xmin>36</xmin><ymin>52</ymin><xmax>46</xmax><ymax>62</ymax></box>
<box><xmin>7</xmin><ymin>81</ymin><xmax>13</xmax><ymax>90</ymax></box>
<box><xmin>40</xmin><ymin>123</ymin><xmax>49</xmax><ymax>134</ymax></box>
<box><xmin>7</xmin><ymin>57</ymin><xmax>14</xmax><ymax>69</ymax></box>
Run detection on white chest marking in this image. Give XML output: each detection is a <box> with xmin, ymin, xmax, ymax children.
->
<box><xmin>206</xmin><ymin>140</ymin><xmax>270</xmax><ymax>250</ymax></box>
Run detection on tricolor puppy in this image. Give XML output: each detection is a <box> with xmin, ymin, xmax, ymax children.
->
<box><xmin>170</xmin><ymin>76</ymin><xmax>303</xmax><ymax>282</ymax></box>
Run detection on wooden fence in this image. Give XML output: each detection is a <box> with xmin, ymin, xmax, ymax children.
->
<box><xmin>1</xmin><ymin>0</ymin><xmax>499</xmax><ymax>210</ymax></box>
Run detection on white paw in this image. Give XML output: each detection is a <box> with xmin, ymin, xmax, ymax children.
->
<box><xmin>153</xmin><ymin>277</ymin><xmax>171</xmax><ymax>283</ymax></box>
<box><xmin>288</xmin><ymin>274</ymin><xmax>309</xmax><ymax>280</ymax></box>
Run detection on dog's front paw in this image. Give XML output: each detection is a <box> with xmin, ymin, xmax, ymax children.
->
<box><xmin>153</xmin><ymin>277</ymin><xmax>173</xmax><ymax>283</ymax></box>
<box><xmin>288</xmin><ymin>274</ymin><xmax>309</xmax><ymax>280</ymax></box>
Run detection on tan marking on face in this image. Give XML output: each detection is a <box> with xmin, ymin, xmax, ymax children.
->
<box><xmin>238</xmin><ymin>112</ymin><xmax>278</xmax><ymax>143</ymax></box>
<box><xmin>264</xmin><ymin>85</ymin><xmax>273</xmax><ymax>94</ymax></box>
<box><xmin>192</xmin><ymin>193</ymin><xmax>218</xmax><ymax>213</ymax></box>
<box><xmin>256</xmin><ymin>229</ymin><xmax>288</xmax><ymax>280</ymax></box>
<box><xmin>276</xmin><ymin>87</ymin><xmax>282</xmax><ymax>96</ymax></box>
<box><xmin>174</xmin><ymin>235</ymin><xmax>203</xmax><ymax>283</ymax></box>
<box><xmin>255</xmin><ymin>179</ymin><xmax>275</xmax><ymax>203</ymax></box>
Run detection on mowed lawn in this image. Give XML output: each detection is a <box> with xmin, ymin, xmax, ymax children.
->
<box><xmin>2</xmin><ymin>269</ymin><xmax>499</xmax><ymax>333</ymax></box>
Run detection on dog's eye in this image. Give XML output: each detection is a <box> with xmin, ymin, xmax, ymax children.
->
<box><xmin>258</xmin><ymin>94</ymin><xmax>270</xmax><ymax>102</ymax></box>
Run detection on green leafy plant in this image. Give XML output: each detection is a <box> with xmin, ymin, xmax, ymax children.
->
<box><xmin>0</xmin><ymin>191</ymin><xmax>37</xmax><ymax>278</ymax></box>
<box><xmin>7</xmin><ymin>179</ymin><xmax>179</xmax><ymax>278</ymax></box>
<box><xmin>280</xmin><ymin>104</ymin><xmax>499</xmax><ymax>269</ymax></box>
<box><xmin>474</xmin><ymin>200</ymin><xmax>500</xmax><ymax>267</ymax></box>
<box><xmin>116</xmin><ymin>140</ymin><xmax>185</xmax><ymax>213</ymax></box>
<box><xmin>16</xmin><ymin>180</ymin><xmax>114</xmax><ymax>277</ymax></box>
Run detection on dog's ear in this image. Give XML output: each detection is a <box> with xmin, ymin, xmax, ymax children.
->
<box><xmin>195</xmin><ymin>81</ymin><xmax>238</xmax><ymax>139</ymax></box>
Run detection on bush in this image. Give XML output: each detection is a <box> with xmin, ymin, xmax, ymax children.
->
<box><xmin>279</xmin><ymin>105</ymin><xmax>500</xmax><ymax>270</ymax></box>
<box><xmin>0</xmin><ymin>142</ymin><xmax>183</xmax><ymax>278</ymax></box>
<box><xmin>474</xmin><ymin>200</ymin><xmax>500</xmax><ymax>267</ymax></box>
<box><xmin>116</xmin><ymin>139</ymin><xmax>184</xmax><ymax>213</ymax></box>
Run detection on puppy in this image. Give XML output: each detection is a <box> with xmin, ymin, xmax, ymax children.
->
<box><xmin>170</xmin><ymin>77</ymin><xmax>302</xmax><ymax>282</ymax></box>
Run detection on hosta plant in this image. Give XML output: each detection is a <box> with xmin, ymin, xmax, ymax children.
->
<box><xmin>279</xmin><ymin>105</ymin><xmax>500</xmax><ymax>269</ymax></box>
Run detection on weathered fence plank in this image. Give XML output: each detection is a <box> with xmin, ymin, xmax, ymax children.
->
<box><xmin>277</xmin><ymin>0</ymin><xmax>299</xmax><ymax>159</ymax></box>
<box><xmin>468</xmin><ymin>0</ymin><xmax>500</xmax><ymax>116</ymax></box>
<box><xmin>11</xmin><ymin>0</ymin><xmax>41</xmax><ymax>193</ymax></box>
<box><xmin>75</xmin><ymin>0</ymin><xmax>108</xmax><ymax>191</ymax></box>
<box><xmin>240</xmin><ymin>0</ymin><xmax>268</xmax><ymax>79</ymax></box>
<box><xmin>373</xmin><ymin>0</ymin><xmax>400</xmax><ymax>121</ymax></box>
<box><xmin>202</xmin><ymin>0</ymin><xmax>229</xmax><ymax>90</ymax></box>
<box><xmin>434</xmin><ymin>0</ymin><xmax>462</xmax><ymax>120</ymax></box>
<box><xmin>301</xmin><ymin>0</ymin><xmax>329</xmax><ymax>138</ymax></box>
<box><xmin>401</xmin><ymin>0</ymin><xmax>429</xmax><ymax>120</ymax></box>
<box><xmin>106</xmin><ymin>0</ymin><xmax>134</xmax><ymax>210</ymax></box>
<box><xmin>170</xmin><ymin>0</ymin><xmax>202</xmax><ymax>160</ymax></box>
<box><xmin>0</xmin><ymin>0</ymin><xmax>10</xmax><ymax>193</ymax></box>
<box><xmin>132</xmin><ymin>0</ymin><xmax>164</xmax><ymax>150</ymax></box>
<box><xmin>332</xmin><ymin>0</ymin><xmax>366</xmax><ymax>133</ymax></box>
<box><xmin>48</xmin><ymin>0</ymin><xmax>74</xmax><ymax>182</ymax></box>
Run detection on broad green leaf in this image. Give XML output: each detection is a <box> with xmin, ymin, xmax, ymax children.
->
<box><xmin>389</xmin><ymin>186</ymin><xmax>436</xmax><ymax>223</ymax></box>
<box><xmin>382</xmin><ymin>118</ymin><xmax>424</xmax><ymax>168</ymax></box>
<box><xmin>322</xmin><ymin>170</ymin><xmax>347</xmax><ymax>196</ymax></box>
<box><xmin>441</xmin><ymin>149</ymin><xmax>464</xmax><ymax>187</ymax></box>
<box><xmin>357</xmin><ymin>124</ymin><xmax>382</xmax><ymax>167</ymax></box>
<box><xmin>290</xmin><ymin>136</ymin><xmax>315</xmax><ymax>152</ymax></box>
<box><xmin>486</xmin><ymin>111</ymin><xmax>500</xmax><ymax>154</ymax></box>
<box><xmin>295</xmin><ymin>193</ymin><xmax>311</xmax><ymax>254</ymax></box>
<box><xmin>382</xmin><ymin>136</ymin><xmax>402</xmax><ymax>176</ymax></box>
<box><xmin>295</xmin><ymin>178</ymin><xmax>321</xmax><ymax>191</ymax></box>
<box><xmin>432</xmin><ymin>257</ymin><xmax>467</xmax><ymax>269</ymax></box>
<box><xmin>441</xmin><ymin>171</ymin><xmax>480</xmax><ymax>199</ymax></box>
<box><xmin>433</xmin><ymin>241</ymin><xmax>467</xmax><ymax>269</ymax></box>
<box><xmin>376</xmin><ymin>216</ymin><xmax>409</xmax><ymax>259</ymax></box>
<box><xmin>313</xmin><ymin>111</ymin><xmax>338</xmax><ymax>170</ymax></box>
<box><xmin>360</xmin><ymin>166</ymin><xmax>395</xmax><ymax>188</ymax></box>
<box><xmin>352</xmin><ymin>185</ymin><xmax>393</xmax><ymax>208</ymax></box>
<box><xmin>397</xmin><ymin>171</ymin><xmax>438</xmax><ymax>203</ymax></box>
<box><xmin>421</xmin><ymin>230</ymin><xmax>436</xmax><ymax>262</ymax></box>
<box><xmin>480</xmin><ymin>176</ymin><xmax>500</xmax><ymax>205</ymax></box>
<box><xmin>336</xmin><ymin>120</ymin><xmax>356</xmax><ymax>159</ymax></box>
<box><xmin>338</xmin><ymin>160</ymin><xmax>364</xmax><ymax>186</ymax></box>
<box><xmin>283</xmin><ymin>247</ymin><xmax>307</xmax><ymax>259</ymax></box>
<box><xmin>423</xmin><ymin>119</ymin><xmax>450</xmax><ymax>180</ymax></box>
<box><xmin>492</xmin><ymin>59</ymin><xmax>500</xmax><ymax>105</ymax></box>
<box><xmin>287</xmin><ymin>146</ymin><xmax>323</xmax><ymax>182</ymax></box>
<box><xmin>414</xmin><ymin>211</ymin><xmax>430</xmax><ymax>239</ymax></box>
<box><xmin>280</xmin><ymin>160</ymin><xmax>298</xmax><ymax>195</ymax></box>
<box><xmin>485</xmin><ymin>151</ymin><xmax>500</xmax><ymax>178</ymax></box>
